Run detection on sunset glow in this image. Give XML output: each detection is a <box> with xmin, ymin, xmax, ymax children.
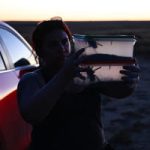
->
<box><xmin>0</xmin><ymin>0</ymin><xmax>150</xmax><ymax>21</ymax></box>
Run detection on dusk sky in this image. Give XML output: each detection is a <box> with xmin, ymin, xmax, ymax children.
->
<box><xmin>0</xmin><ymin>0</ymin><xmax>150</xmax><ymax>21</ymax></box>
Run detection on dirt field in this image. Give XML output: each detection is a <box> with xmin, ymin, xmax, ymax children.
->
<box><xmin>7</xmin><ymin>21</ymin><xmax>150</xmax><ymax>150</ymax></box>
<box><xmin>102</xmin><ymin>54</ymin><xmax>150</xmax><ymax>150</ymax></box>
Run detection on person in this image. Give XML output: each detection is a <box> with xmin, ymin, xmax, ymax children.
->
<box><xmin>17</xmin><ymin>17</ymin><xmax>140</xmax><ymax>150</ymax></box>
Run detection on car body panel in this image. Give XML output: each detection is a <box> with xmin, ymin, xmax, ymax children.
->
<box><xmin>0</xmin><ymin>21</ymin><xmax>37</xmax><ymax>150</ymax></box>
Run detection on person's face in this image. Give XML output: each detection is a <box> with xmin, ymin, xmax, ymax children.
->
<box><xmin>41</xmin><ymin>29</ymin><xmax>71</xmax><ymax>67</ymax></box>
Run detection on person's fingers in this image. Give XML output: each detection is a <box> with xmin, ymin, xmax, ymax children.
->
<box><xmin>74</xmin><ymin>66</ymin><xmax>93</xmax><ymax>75</ymax></box>
<box><xmin>66</xmin><ymin>48</ymin><xmax>85</xmax><ymax>66</ymax></box>
<box><xmin>121</xmin><ymin>76</ymin><xmax>139</xmax><ymax>83</ymax></box>
<box><xmin>123</xmin><ymin>65</ymin><xmax>141</xmax><ymax>72</ymax></box>
<box><xmin>73</xmin><ymin>48</ymin><xmax>85</xmax><ymax>59</ymax></box>
<box><xmin>121</xmin><ymin>63</ymin><xmax>140</xmax><ymax>82</ymax></box>
<box><xmin>74</xmin><ymin>66</ymin><xmax>96</xmax><ymax>81</ymax></box>
<box><xmin>120</xmin><ymin>70</ymin><xmax>139</xmax><ymax>78</ymax></box>
<box><xmin>74</xmin><ymin>67</ymin><xmax>87</xmax><ymax>80</ymax></box>
<box><xmin>75</xmin><ymin>72</ymin><xmax>86</xmax><ymax>80</ymax></box>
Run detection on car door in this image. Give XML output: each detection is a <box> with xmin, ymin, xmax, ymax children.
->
<box><xmin>0</xmin><ymin>24</ymin><xmax>37</xmax><ymax>150</ymax></box>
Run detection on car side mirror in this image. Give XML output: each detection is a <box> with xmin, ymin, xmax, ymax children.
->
<box><xmin>14</xmin><ymin>58</ymin><xmax>30</xmax><ymax>67</ymax></box>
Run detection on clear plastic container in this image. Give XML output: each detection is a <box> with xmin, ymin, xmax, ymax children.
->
<box><xmin>73</xmin><ymin>34</ymin><xmax>136</xmax><ymax>84</ymax></box>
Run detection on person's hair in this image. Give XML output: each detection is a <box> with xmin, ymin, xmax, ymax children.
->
<box><xmin>32</xmin><ymin>18</ymin><xmax>72</xmax><ymax>57</ymax></box>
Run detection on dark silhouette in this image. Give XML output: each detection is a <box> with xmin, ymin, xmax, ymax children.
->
<box><xmin>17</xmin><ymin>17</ymin><xmax>140</xmax><ymax>150</ymax></box>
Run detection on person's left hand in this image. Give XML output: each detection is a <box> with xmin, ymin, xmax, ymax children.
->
<box><xmin>120</xmin><ymin>63</ymin><xmax>140</xmax><ymax>88</ymax></box>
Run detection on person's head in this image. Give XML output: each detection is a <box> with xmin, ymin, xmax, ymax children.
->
<box><xmin>32</xmin><ymin>17</ymin><xmax>73</xmax><ymax>68</ymax></box>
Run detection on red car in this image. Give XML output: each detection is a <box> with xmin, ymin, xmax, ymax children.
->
<box><xmin>0</xmin><ymin>22</ymin><xmax>38</xmax><ymax>150</ymax></box>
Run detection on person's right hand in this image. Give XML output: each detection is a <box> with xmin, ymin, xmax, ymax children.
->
<box><xmin>62</xmin><ymin>48</ymin><xmax>86</xmax><ymax>80</ymax></box>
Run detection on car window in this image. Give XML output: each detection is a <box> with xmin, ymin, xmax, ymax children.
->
<box><xmin>0</xmin><ymin>28</ymin><xmax>36</xmax><ymax>67</ymax></box>
<box><xmin>0</xmin><ymin>52</ymin><xmax>5</xmax><ymax>71</ymax></box>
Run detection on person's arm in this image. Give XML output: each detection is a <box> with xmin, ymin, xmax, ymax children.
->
<box><xmin>17</xmin><ymin>48</ymin><xmax>85</xmax><ymax>125</ymax></box>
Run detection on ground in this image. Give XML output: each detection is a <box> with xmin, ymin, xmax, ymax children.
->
<box><xmin>102</xmin><ymin>54</ymin><xmax>150</xmax><ymax>150</ymax></box>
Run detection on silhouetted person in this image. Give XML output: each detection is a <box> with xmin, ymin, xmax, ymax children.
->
<box><xmin>17</xmin><ymin>17</ymin><xmax>140</xmax><ymax>150</ymax></box>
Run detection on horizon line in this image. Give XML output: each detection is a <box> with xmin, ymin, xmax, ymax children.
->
<box><xmin>4</xmin><ymin>19</ymin><xmax>150</xmax><ymax>22</ymax></box>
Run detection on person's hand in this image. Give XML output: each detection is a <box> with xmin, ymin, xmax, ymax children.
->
<box><xmin>62</xmin><ymin>48</ymin><xmax>87</xmax><ymax>80</ymax></box>
<box><xmin>120</xmin><ymin>60</ymin><xmax>140</xmax><ymax>88</ymax></box>
<box><xmin>62</xmin><ymin>48</ymin><xmax>92</xmax><ymax>93</ymax></box>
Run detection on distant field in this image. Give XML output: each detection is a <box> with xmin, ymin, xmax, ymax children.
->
<box><xmin>7</xmin><ymin>21</ymin><xmax>150</xmax><ymax>54</ymax></box>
